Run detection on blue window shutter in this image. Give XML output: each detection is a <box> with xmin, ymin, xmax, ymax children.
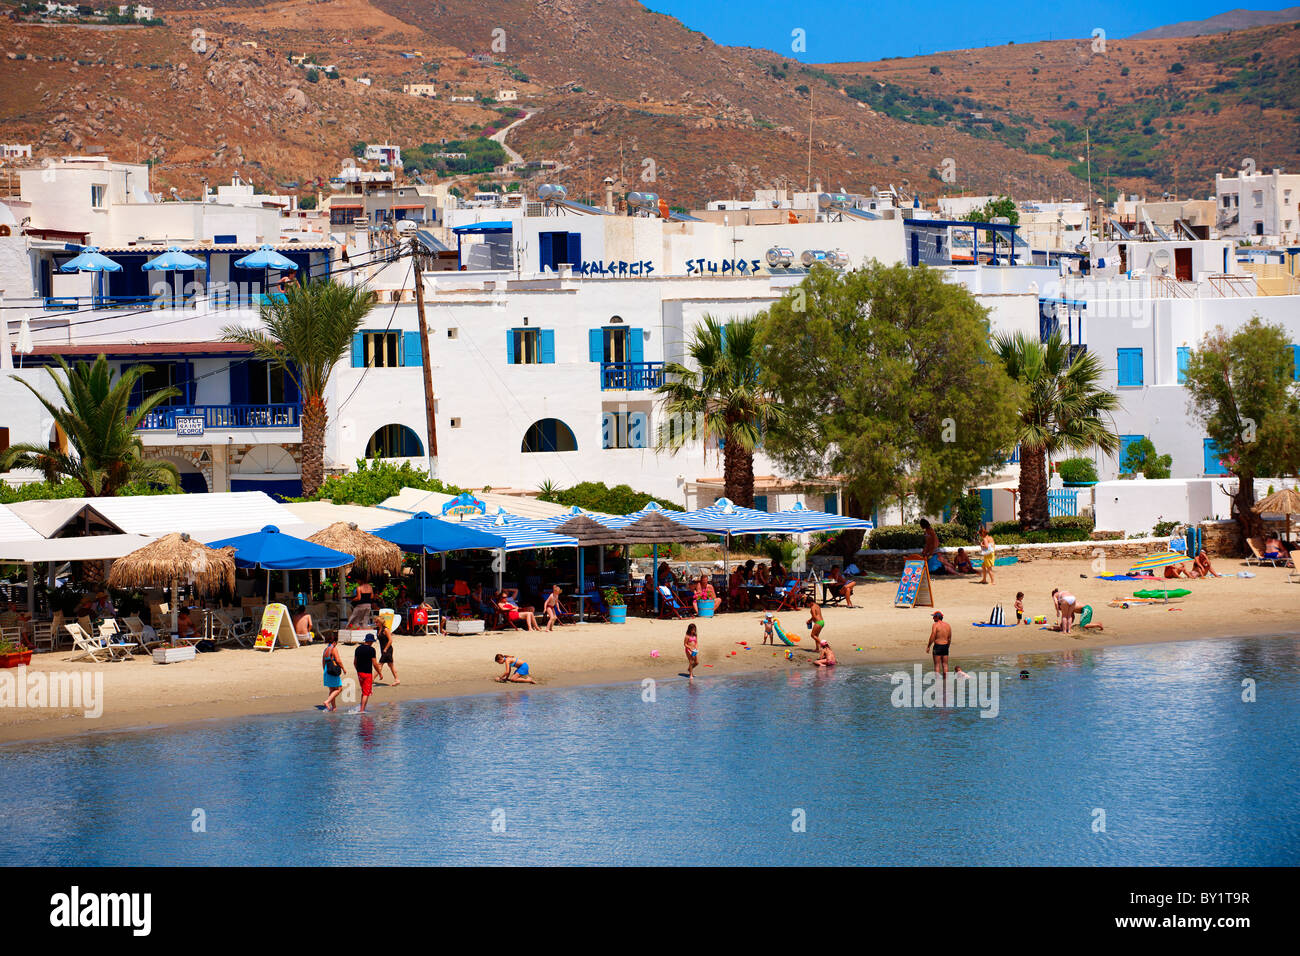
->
<box><xmin>1119</xmin><ymin>434</ymin><xmax>1143</xmax><ymax>474</ymax></box>
<box><xmin>1117</xmin><ymin>348</ymin><xmax>1143</xmax><ymax>386</ymax></box>
<box><xmin>589</xmin><ymin>328</ymin><xmax>603</xmax><ymax>362</ymax></box>
<box><xmin>630</xmin><ymin>411</ymin><xmax>648</xmax><ymax>448</ymax></box>
<box><xmin>754</xmin><ymin>495</ymin><xmax>768</xmax><ymax>512</ymax></box>
<box><xmin>351</xmin><ymin>332</ymin><xmax>364</xmax><ymax>368</ymax></box>
<box><xmin>1292</xmin><ymin>344</ymin><xmax>1299</xmax><ymax>382</ymax></box>
<box><xmin>540</xmin><ymin>329</ymin><xmax>555</xmax><ymax>364</ymax></box>
<box><xmin>229</xmin><ymin>360</ymin><xmax>250</xmax><ymax>406</ymax></box>
<box><xmin>1204</xmin><ymin>439</ymin><xmax>1229</xmax><ymax>476</ymax></box>
<box><xmin>506</xmin><ymin>330</ymin><xmax>516</xmax><ymax>364</ymax></box>
<box><xmin>539</xmin><ymin>231</ymin><xmax>555</xmax><ymax>272</ymax></box>
<box><xmin>283</xmin><ymin>362</ymin><xmax>300</xmax><ymax>406</ymax></box>
<box><xmin>180</xmin><ymin>360</ymin><xmax>194</xmax><ymax>405</ymax></box>
<box><xmin>403</xmin><ymin>330</ymin><xmax>423</xmax><ymax>367</ymax></box>
<box><xmin>979</xmin><ymin>489</ymin><xmax>993</xmax><ymax>523</ymax></box>
<box><xmin>824</xmin><ymin>493</ymin><xmax>839</xmax><ymax>515</ymax></box>
<box><xmin>1177</xmin><ymin>347</ymin><xmax>1190</xmax><ymax>384</ymax></box>
<box><xmin>628</xmin><ymin>328</ymin><xmax>643</xmax><ymax>364</ymax></box>
<box><xmin>565</xmin><ymin>232</ymin><xmax>581</xmax><ymax>268</ymax></box>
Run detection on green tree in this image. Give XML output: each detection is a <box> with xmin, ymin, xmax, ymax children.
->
<box><xmin>655</xmin><ymin>315</ymin><xmax>788</xmax><ymax>507</ymax></box>
<box><xmin>0</xmin><ymin>355</ymin><xmax>180</xmax><ymax>495</ymax></box>
<box><xmin>1121</xmin><ymin>436</ymin><xmax>1172</xmax><ymax>479</ymax></box>
<box><xmin>221</xmin><ymin>279</ymin><xmax>376</xmax><ymax>496</ymax></box>
<box><xmin>304</xmin><ymin>458</ymin><xmax>462</xmax><ymax>506</ymax></box>
<box><xmin>757</xmin><ymin>263</ymin><xmax>1021</xmax><ymax>516</ymax></box>
<box><xmin>1182</xmin><ymin>317</ymin><xmax>1300</xmax><ymax>538</ymax></box>
<box><xmin>966</xmin><ymin>196</ymin><xmax>1020</xmax><ymax>225</ymax></box>
<box><xmin>994</xmin><ymin>330</ymin><xmax>1121</xmax><ymax>530</ymax></box>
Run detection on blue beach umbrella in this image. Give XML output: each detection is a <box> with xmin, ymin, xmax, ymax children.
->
<box><xmin>142</xmin><ymin>247</ymin><xmax>205</xmax><ymax>306</ymax></box>
<box><xmin>207</xmin><ymin>524</ymin><xmax>355</xmax><ymax>602</ymax></box>
<box><xmin>373</xmin><ymin>511</ymin><xmax>508</xmax><ymax>598</ymax></box>
<box><xmin>233</xmin><ymin>244</ymin><xmax>297</xmax><ymax>299</ymax></box>
<box><xmin>60</xmin><ymin>246</ymin><xmax>121</xmax><ymax>302</ymax></box>
<box><xmin>776</xmin><ymin>501</ymin><xmax>875</xmax><ymax>533</ymax></box>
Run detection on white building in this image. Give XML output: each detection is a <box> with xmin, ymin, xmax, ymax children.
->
<box><xmin>1</xmin><ymin>145</ymin><xmax>32</xmax><ymax>160</ymax></box>
<box><xmin>1215</xmin><ymin>167</ymin><xmax>1300</xmax><ymax>243</ymax></box>
<box><xmin>402</xmin><ymin>84</ymin><xmax>438</xmax><ymax>98</ymax></box>
<box><xmin>363</xmin><ymin>144</ymin><xmax>402</xmax><ymax>168</ymax></box>
<box><xmin>496</xmin><ymin>89</ymin><xmax>518</xmax><ymax>101</ymax></box>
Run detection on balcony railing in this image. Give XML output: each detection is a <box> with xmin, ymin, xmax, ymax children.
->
<box><xmin>133</xmin><ymin>404</ymin><xmax>302</xmax><ymax>432</ymax></box>
<box><xmin>600</xmin><ymin>361</ymin><xmax>665</xmax><ymax>391</ymax></box>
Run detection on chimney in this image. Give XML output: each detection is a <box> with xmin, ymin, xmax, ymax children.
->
<box><xmin>603</xmin><ymin>176</ymin><xmax>615</xmax><ymax>213</ymax></box>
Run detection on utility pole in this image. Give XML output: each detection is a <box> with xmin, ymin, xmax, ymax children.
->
<box><xmin>1085</xmin><ymin>128</ymin><xmax>1094</xmax><ymax>240</ymax></box>
<box><xmin>410</xmin><ymin>239</ymin><xmax>439</xmax><ymax>472</ymax></box>
<box><xmin>806</xmin><ymin>83</ymin><xmax>814</xmax><ymax>192</ymax></box>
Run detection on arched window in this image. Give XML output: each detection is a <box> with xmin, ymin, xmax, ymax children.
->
<box><xmin>365</xmin><ymin>424</ymin><xmax>425</xmax><ymax>459</ymax></box>
<box><xmin>521</xmin><ymin>418</ymin><xmax>578</xmax><ymax>453</ymax></box>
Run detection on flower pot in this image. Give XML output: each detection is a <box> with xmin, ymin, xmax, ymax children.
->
<box><xmin>0</xmin><ymin>649</ymin><xmax>32</xmax><ymax>669</ymax></box>
<box><xmin>608</xmin><ymin>605</ymin><xmax>627</xmax><ymax>624</ymax></box>
<box><xmin>697</xmin><ymin>598</ymin><xmax>715</xmax><ymax>618</ymax></box>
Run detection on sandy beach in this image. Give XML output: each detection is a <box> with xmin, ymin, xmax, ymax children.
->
<box><xmin>2</xmin><ymin>556</ymin><xmax>1294</xmax><ymax>744</ymax></box>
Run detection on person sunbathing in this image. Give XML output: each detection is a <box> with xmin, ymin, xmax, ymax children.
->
<box><xmin>953</xmin><ymin>548</ymin><xmax>976</xmax><ymax>574</ymax></box>
<box><xmin>1263</xmin><ymin>535</ymin><xmax>1285</xmax><ymax>560</ymax></box>
<box><xmin>1191</xmin><ymin>550</ymin><xmax>1220</xmax><ymax>578</ymax></box>
<box><xmin>497</xmin><ymin>592</ymin><xmax>542</xmax><ymax>632</ymax></box>
<box><xmin>1164</xmin><ymin>563</ymin><xmax>1192</xmax><ymax>579</ymax></box>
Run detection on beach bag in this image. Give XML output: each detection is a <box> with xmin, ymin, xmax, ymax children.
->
<box><xmin>988</xmin><ymin>605</ymin><xmax>1004</xmax><ymax>625</ymax></box>
<box><xmin>324</xmin><ymin>655</ymin><xmax>342</xmax><ymax>677</ymax></box>
<box><xmin>196</xmin><ymin>639</ymin><xmax>216</xmax><ymax>653</ymax></box>
<box><xmin>411</xmin><ymin>607</ymin><xmax>428</xmax><ymax>627</ymax></box>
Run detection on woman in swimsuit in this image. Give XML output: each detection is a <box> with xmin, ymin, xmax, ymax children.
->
<box><xmin>683</xmin><ymin>622</ymin><xmax>699</xmax><ymax>680</ymax></box>
<box><xmin>494</xmin><ymin>653</ymin><xmax>536</xmax><ymax>684</ymax></box>
<box><xmin>497</xmin><ymin>592</ymin><xmax>542</xmax><ymax>632</ymax></box>
<box><xmin>1192</xmin><ymin>549</ymin><xmax>1220</xmax><ymax>578</ymax></box>
<box><xmin>978</xmin><ymin>525</ymin><xmax>996</xmax><ymax>585</ymax></box>
<box><xmin>1052</xmin><ymin>588</ymin><xmax>1078</xmax><ymax>633</ymax></box>
<box><xmin>374</xmin><ymin>620</ymin><xmax>399</xmax><ymax>685</ymax></box>
<box><xmin>321</xmin><ymin>637</ymin><xmax>346</xmax><ymax>712</ymax></box>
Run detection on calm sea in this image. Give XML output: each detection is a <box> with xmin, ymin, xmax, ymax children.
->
<box><xmin>1</xmin><ymin>636</ymin><xmax>1296</xmax><ymax>866</ymax></box>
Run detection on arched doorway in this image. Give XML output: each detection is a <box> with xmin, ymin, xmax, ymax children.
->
<box><xmin>157</xmin><ymin>455</ymin><xmax>208</xmax><ymax>494</ymax></box>
<box><xmin>365</xmin><ymin>423</ymin><xmax>424</xmax><ymax>459</ymax></box>
<box><xmin>231</xmin><ymin>444</ymin><xmax>301</xmax><ymax>499</ymax></box>
<box><xmin>521</xmin><ymin>418</ymin><xmax>578</xmax><ymax>453</ymax></box>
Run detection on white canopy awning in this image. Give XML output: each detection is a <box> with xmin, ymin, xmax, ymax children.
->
<box><xmin>0</xmin><ymin>534</ymin><xmax>156</xmax><ymax>563</ymax></box>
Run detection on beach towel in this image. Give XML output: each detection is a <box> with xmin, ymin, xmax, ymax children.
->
<box><xmin>988</xmin><ymin>605</ymin><xmax>1004</xmax><ymax>625</ymax></box>
<box><xmin>994</xmin><ymin>555</ymin><xmax>1018</xmax><ymax>566</ymax></box>
<box><xmin>1096</xmin><ymin>574</ymin><xmax>1152</xmax><ymax>581</ymax></box>
<box><xmin>971</xmin><ymin>622</ymin><xmax>1018</xmax><ymax>628</ymax></box>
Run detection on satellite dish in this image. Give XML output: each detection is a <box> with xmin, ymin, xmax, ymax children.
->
<box><xmin>1151</xmin><ymin>249</ymin><xmax>1173</xmax><ymax>274</ymax></box>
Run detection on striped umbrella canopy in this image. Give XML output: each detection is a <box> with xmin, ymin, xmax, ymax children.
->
<box><xmin>675</xmin><ymin>496</ymin><xmax>792</xmax><ymax>535</ymax></box>
<box><xmin>1127</xmin><ymin>551</ymin><xmax>1193</xmax><ymax>575</ymax></box>
<box><xmin>462</xmin><ymin>508</ymin><xmax>578</xmax><ymax>552</ymax></box>
<box><xmin>777</xmin><ymin>501</ymin><xmax>875</xmax><ymax>533</ymax></box>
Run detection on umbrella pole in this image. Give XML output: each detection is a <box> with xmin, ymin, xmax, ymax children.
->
<box><xmin>578</xmin><ymin>547</ymin><xmax>584</xmax><ymax>622</ymax></box>
<box><xmin>421</xmin><ymin>553</ymin><xmax>427</xmax><ymax>602</ymax></box>
<box><xmin>171</xmin><ymin>578</ymin><xmax>179</xmax><ymax>643</ymax></box>
<box><xmin>653</xmin><ymin>543</ymin><xmax>659</xmax><ymax>613</ymax></box>
<box><xmin>495</xmin><ymin>550</ymin><xmax>503</xmax><ymax>594</ymax></box>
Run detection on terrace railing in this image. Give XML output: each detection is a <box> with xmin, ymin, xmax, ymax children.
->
<box><xmin>133</xmin><ymin>404</ymin><xmax>301</xmax><ymax>432</ymax></box>
<box><xmin>600</xmin><ymin>361</ymin><xmax>665</xmax><ymax>391</ymax></box>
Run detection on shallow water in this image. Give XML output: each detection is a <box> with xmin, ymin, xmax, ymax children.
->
<box><xmin>1</xmin><ymin>636</ymin><xmax>1297</xmax><ymax>865</ymax></box>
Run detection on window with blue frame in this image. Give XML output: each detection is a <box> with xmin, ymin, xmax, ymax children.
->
<box><xmin>754</xmin><ymin>495</ymin><xmax>769</xmax><ymax>512</ymax></box>
<box><xmin>539</xmin><ymin>231</ymin><xmax>582</xmax><ymax>272</ymax></box>
<box><xmin>1117</xmin><ymin>348</ymin><xmax>1144</xmax><ymax>387</ymax></box>
<box><xmin>1118</xmin><ymin>434</ymin><xmax>1145</xmax><ymax>474</ymax></box>
<box><xmin>350</xmin><ymin>330</ymin><xmax>423</xmax><ymax>368</ymax></box>
<box><xmin>1203</xmin><ymin>439</ymin><xmax>1230</xmax><ymax>476</ymax></box>
<box><xmin>1177</xmin><ymin>346</ymin><xmax>1190</xmax><ymax>384</ymax></box>
<box><xmin>823</xmin><ymin>493</ymin><xmax>839</xmax><ymax>515</ymax></box>
<box><xmin>1291</xmin><ymin>344</ymin><xmax>1300</xmax><ymax>382</ymax></box>
<box><xmin>589</xmin><ymin>325</ymin><xmax>644</xmax><ymax>364</ymax></box>
<box><xmin>507</xmin><ymin>328</ymin><xmax>555</xmax><ymax>364</ymax></box>
<box><xmin>522</xmin><ymin>418</ymin><xmax>577</xmax><ymax>453</ymax></box>
<box><xmin>124</xmin><ymin>361</ymin><xmax>190</xmax><ymax>407</ymax></box>
<box><xmin>602</xmin><ymin>410</ymin><xmax>648</xmax><ymax>449</ymax></box>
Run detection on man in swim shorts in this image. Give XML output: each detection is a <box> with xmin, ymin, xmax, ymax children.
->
<box><xmin>925</xmin><ymin>610</ymin><xmax>951</xmax><ymax>680</ymax></box>
<box><xmin>353</xmin><ymin>634</ymin><xmax>378</xmax><ymax>713</ymax></box>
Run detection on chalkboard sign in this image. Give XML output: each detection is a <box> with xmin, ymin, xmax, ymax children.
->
<box><xmin>895</xmin><ymin>559</ymin><xmax>934</xmax><ymax>608</ymax></box>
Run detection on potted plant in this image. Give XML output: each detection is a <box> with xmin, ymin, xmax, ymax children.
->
<box><xmin>603</xmin><ymin>587</ymin><xmax>627</xmax><ymax>624</ymax></box>
<box><xmin>1056</xmin><ymin>457</ymin><xmax>1099</xmax><ymax>487</ymax></box>
<box><xmin>0</xmin><ymin>635</ymin><xmax>32</xmax><ymax>669</ymax></box>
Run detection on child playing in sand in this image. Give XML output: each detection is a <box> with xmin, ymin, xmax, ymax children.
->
<box><xmin>1014</xmin><ymin>592</ymin><xmax>1024</xmax><ymax>624</ymax></box>
<box><xmin>494</xmin><ymin>654</ymin><xmax>536</xmax><ymax>684</ymax></box>
<box><xmin>759</xmin><ymin>613</ymin><xmax>777</xmax><ymax>645</ymax></box>
<box><xmin>812</xmin><ymin>640</ymin><xmax>836</xmax><ymax>667</ymax></box>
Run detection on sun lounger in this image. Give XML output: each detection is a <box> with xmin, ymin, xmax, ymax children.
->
<box><xmin>65</xmin><ymin>623</ymin><xmax>132</xmax><ymax>662</ymax></box>
<box><xmin>1288</xmin><ymin>551</ymin><xmax>1300</xmax><ymax>584</ymax></box>
<box><xmin>657</xmin><ymin>585</ymin><xmax>694</xmax><ymax>619</ymax></box>
<box><xmin>1246</xmin><ymin>537</ymin><xmax>1285</xmax><ymax>567</ymax></box>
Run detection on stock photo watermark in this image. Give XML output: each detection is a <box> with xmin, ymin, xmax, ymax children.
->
<box><xmin>0</xmin><ymin>667</ymin><xmax>103</xmax><ymax>718</ymax></box>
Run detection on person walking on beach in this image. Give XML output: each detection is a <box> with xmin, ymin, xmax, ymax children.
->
<box><xmin>321</xmin><ymin>635</ymin><xmax>345</xmax><ymax>712</ymax></box>
<box><xmin>543</xmin><ymin>585</ymin><xmax>567</xmax><ymax>631</ymax></box>
<box><xmin>978</xmin><ymin>525</ymin><xmax>996</xmax><ymax>585</ymax></box>
<box><xmin>374</xmin><ymin>619</ymin><xmax>399</xmax><ymax>686</ymax></box>
<box><xmin>1052</xmin><ymin>588</ymin><xmax>1079</xmax><ymax>633</ymax></box>
<box><xmin>805</xmin><ymin>595</ymin><xmax>824</xmax><ymax>645</ymax></box>
<box><xmin>925</xmin><ymin>610</ymin><xmax>951</xmax><ymax>680</ymax></box>
<box><xmin>352</xmin><ymin>634</ymin><xmax>378</xmax><ymax>713</ymax></box>
<box><xmin>684</xmin><ymin>622</ymin><xmax>699</xmax><ymax>680</ymax></box>
<box><xmin>494</xmin><ymin>653</ymin><xmax>537</xmax><ymax>684</ymax></box>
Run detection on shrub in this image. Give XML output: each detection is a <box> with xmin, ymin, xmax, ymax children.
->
<box><xmin>301</xmin><ymin>458</ymin><xmax>463</xmax><ymax>507</ymax></box>
<box><xmin>539</xmin><ymin>481</ymin><xmax>679</xmax><ymax>515</ymax></box>
<box><xmin>867</xmin><ymin>522</ymin><xmax>968</xmax><ymax>550</ymax></box>
<box><xmin>763</xmin><ymin>538</ymin><xmax>799</xmax><ymax>566</ymax></box>
<box><xmin>1121</xmin><ymin>437</ymin><xmax>1172</xmax><ymax>479</ymax></box>
<box><xmin>1056</xmin><ymin>457</ymin><xmax>1099</xmax><ymax>483</ymax></box>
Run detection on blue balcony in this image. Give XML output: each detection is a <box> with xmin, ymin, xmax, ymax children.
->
<box><xmin>600</xmin><ymin>361</ymin><xmax>664</xmax><ymax>391</ymax></box>
<box><xmin>133</xmin><ymin>403</ymin><xmax>302</xmax><ymax>432</ymax></box>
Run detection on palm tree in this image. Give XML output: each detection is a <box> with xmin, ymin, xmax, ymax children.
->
<box><xmin>222</xmin><ymin>278</ymin><xmax>375</xmax><ymax>496</ymax></box>
<box><xmin>656</xmin><ymin>315</ymin><xmax>787</xmax><ymax>507</ymax></box>
<box><xmin>1</xmin><ymin>355</ymin><xmax>180</xmax><ymax>495</ymax></box>
<box><xmin>994</xmin><ymin>330</ymin><xmax>1121</xmax><ymax>530</ymax></box>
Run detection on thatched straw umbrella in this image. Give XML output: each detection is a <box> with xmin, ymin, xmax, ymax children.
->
<box><xmin>1253</xmin><ymin>487</ymin><xmax>1300</xmax><ymax>544</ymax></box>
<box><xmin>552</xmin><ymin>515</ymin><xmax>625</xmax><ymax>547</ymax></box>
<box><xmin>619</xmin><ymin>512</ymin><xmax>707</xmax><ymax>612</ymax></box>
<box><xmin>107</xmin><ymin>532</ymin><xmax>236</xmax><ymax>634</ymax></box>
<box><xmin>307</xmin><ymin>522</ymin><xmax>404</xmax><ymax>617</ymax></box>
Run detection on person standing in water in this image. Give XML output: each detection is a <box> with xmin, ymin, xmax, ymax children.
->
<box><xmin>925</xmin><ymin>610</ymin><xmax>951</xmax><ymax>680</ymax></box>
<box><xmin>321</xmin><ymin>635</ymin><xmax>345</xmax><ymax>712</ymax></box>
<box><xmin>683</xmin><ymin>622</ymin><xmax>699</xmax><ymax>680</ymax></box>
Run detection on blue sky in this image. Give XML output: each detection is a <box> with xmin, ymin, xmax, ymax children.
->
<box><xmin>642</xmin><ymin>1</ymin><xmax>1298</xmax><ymax>62</ymax></box>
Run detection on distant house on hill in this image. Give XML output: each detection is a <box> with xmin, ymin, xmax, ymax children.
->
<box><xmin>403</xmin><ymin>83</ymin><xmax>438</xmax><ymax>98</ymax></box>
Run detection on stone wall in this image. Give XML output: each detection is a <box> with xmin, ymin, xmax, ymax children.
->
<box><xmin>841</xmin><ymin>537</ymin><xmax>1174</xmax><ymax>575</ymax></box>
